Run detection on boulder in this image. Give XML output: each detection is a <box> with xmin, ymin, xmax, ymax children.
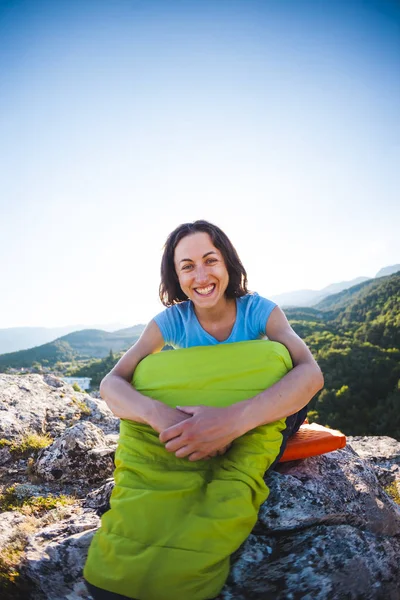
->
<box><xmin>34</xmin><ymin>422</ymin><xmax>116</xmax><ymax>483</ymax></box>
<box><xmin>347</xmin><ymin>435</ymin><xmax>400</xmax><ymax>492</ymax></box>
<box><xmin>83</xmin><ymin>479</ymin><xmax>115</xmax><ymax>515</ymax></box>
<box><xmin>0</xmin><ymin>510</ymin><xmax>30</xmax><ymax>549</ymax></box>
<box><xmin>11</xmin><ymin>443</ymin><xmax>400</xmax><ymax>600</ymax></box>
<box><xmin>0</xmin><ymin>374</ymin><xmax>119</xmax><ymax>453</ymax></box>
<box><xmin>21</xmin><ymin>510</ymin><xmax>100</xmax><ymax>600</ymax></box>
<box><xmin>1</xmin><ymin>375</ymin><xmax>400</xmax><ymax>599</ymax></box>
<box><xmin>218</xmin><ymin>443</ymin><xmax>400</xmax><ymax>599</ymax></box>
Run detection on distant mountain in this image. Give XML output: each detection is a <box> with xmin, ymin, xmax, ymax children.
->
<box><xmin>270</xmin><ymin>264</ymin><xmax>400</xmax><ymax>308</ymax></box>
<box><xmin>0</xmin><ymin>323</ymin><xmax>133</xmax><ymax>355</ymax></box>
<box><xmin>314</xmin><ymin>272</ymin><xmax>399</xmax><ymax>316</ymax></box>
<box><xmin>270</xmin><ymin>276</ymin><xmax>370</xmax><ymax>307</ymax></box>
<box><xmin>375</xmin><ymin>264</ymin><xmax>400</xmax><ymax>278</ymax></box>
<box><xmin>0</xmin><ymin>326</ymin><xmax>146</xmax><ymax>371</ymax></box>
<box><xmin>319</xmin><ymin>277</ymin><xmax>370</xmax><ymax>296</ymax></box>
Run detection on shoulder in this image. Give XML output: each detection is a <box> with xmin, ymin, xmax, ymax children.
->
<box><xmin>237</xmin><ymin>293</ymin><xmax>277</xmax><ymax>336</ymax></box>
<box><xmin>153</xmin><ymin>301</ymin><xmax>192</xmax><ymax>346</ymax></box>
<box><xmin>155</xmin><ymin>301</ymin><xmax>192</xmax><ymax>322</ymax></box>
<box><xmin>237</xmin><ymin>292</ymin><xmax>276</xmax><ymax>313</ymax></box>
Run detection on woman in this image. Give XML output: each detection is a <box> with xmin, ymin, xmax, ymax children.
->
<box><xmin>84</xmin><ymin>220</ymin><xmax>323</xmax><ymax>600</ymax></box>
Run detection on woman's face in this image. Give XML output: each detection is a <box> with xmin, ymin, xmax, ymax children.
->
<box><xmin>173</xmin><ymin>232</ymin><xmax>230</xmax><ymax>310</ymax></box>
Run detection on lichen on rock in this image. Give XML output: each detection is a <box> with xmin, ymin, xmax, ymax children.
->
<box><xmin>34</xmin><ymin>422</ymin><xmax>116</xmax><ymax>483</ymax></box>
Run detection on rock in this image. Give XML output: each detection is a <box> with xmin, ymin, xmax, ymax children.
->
<box><xmin>2</xmin><ymin>374</ymin><xmax>400</xmax><ymax>600</ymax></box>
<box><xmin>35</xmin><ymin>422</ymin><xmax>115</xmax><ymax>483</ymax></box>
<box><xmin>216</xmin><ymin>443</ymin><xmax>400</xmax><ymax>599</ymax></box>
<box><xmin>259</xmin><ymin>445</ymin><xmax>400</xmax><ymax>536</ymax></box>
<box><xmin>0</xmin><ymin>510</ymin><xmax>30</xmax><ymax>549</ymax></box>
<box><xmin>347</xmin><ymin>435</ymin><xmax>400</xmax><ymax>504</ymax></box>
<box><xmin>0</xmin><ymin>374</ymin><xmax>119</xmax><ymax>449</ymax></box>
<box><xmin>347</xmin><ymin>436</ymin><xmax>400</xmax><ymax>465</ymax></box>
<box><xmin>0</xmin><ymin>445</ymin><xmax>12</xmax><ymax>464</ymax></box>
<box><xmin>79</xmin><ymin>396</ymin><xmax>120</xmax><ymax>435</ymax></box>
<box><xmin>42</xmin><ymin>375</ymin><xmax>64</xmax><ymax>389</ymax></box>
<box><xmin>220</xmin><ymin>525</ymin><xmax>400</xmax><ymax>600</ymax></box>
<box><xmin>20</xmin><ymin>510</ymin><xmax>100</xmax><ymax>600</ymax></box>
<box><xmin>83</xmin><ymin>479</ymin><xmax>114</xmax><ymax>515</ymax></box>
<box><xmin>10</xmin><ymin>444</ymin><xmax>400</xmax><ymax>600</ymax></box>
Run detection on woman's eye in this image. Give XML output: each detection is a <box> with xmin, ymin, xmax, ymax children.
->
<box><xmin>206</xmin><ymin>258</ymin><xmax>217</xmax><ymax>264</ymax></box>
<box><xmin>182</xmin><ymin>264</ymin><xmax>193</xmax><ymax>271</ymax></box>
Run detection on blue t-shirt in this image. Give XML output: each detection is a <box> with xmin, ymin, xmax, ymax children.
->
<box><xmin>154</xmin><ymin>293</ymin><xmax>276</xmax><ymax>349</ymax></box>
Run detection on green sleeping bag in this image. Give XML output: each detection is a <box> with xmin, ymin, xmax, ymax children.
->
<box><xmin>84</xmin><ymin>340</ymin><xmax>293</xmax><ymax>600</ymax></box>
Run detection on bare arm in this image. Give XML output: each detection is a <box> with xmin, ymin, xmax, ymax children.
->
<box><xmin>100</xmin><ymin>320</ymin><xmax>191</xmax><ymax>432</ymax></box>
<box><xmin>160</xmin><ymin>306</ymin><xmax>324</xmax><ymax>460</ymax></box>
<box><xmin>235</xmin><ymin>305</ymin><xmax>324</xmax><ymax>431</ymax></box>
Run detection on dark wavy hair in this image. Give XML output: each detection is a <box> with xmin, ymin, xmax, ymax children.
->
<box><xmin>159</xmin><ymin>220</ymin><xmax>249</xmax><ymax>306</ymax></box>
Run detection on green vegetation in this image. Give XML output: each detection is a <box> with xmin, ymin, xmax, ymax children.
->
<box><xmin>0</xmin><ymin>489</ymin><xmax>75</xmax><ymax>597</ymax></box>
<box><xmin>68</xmin><ymin>349</ymin><xmax>122</xmax><ymax>388</ymax></box>
<box><xmin>68</xmin><ymin>346</ymin><xmax>173</xmax><ymax>387</ymax></box>
<box><xmin>286</xmin><ymin>272</ymin><xmax>400</xmax><ymax>440</ymax></box>
<box><xmin>0</xmin><ymin>327</ymin><xmax>144</xmax><ymax>371</ymax></box>
<box><xmin>0</xmin><ymin>486</ymin><xmax>75</xmax><ymax>515</ymax></box>
<box><xmin>384</xmin><ymin>482</ymin><xmax>400</xmax><ymax>506</ymax></box>
<box><xmin>72</xmin><ymin>382</ymin><xmax>82</xmax><ymax>392</ymax></box>
<box><xmin>0</xmin><ymin>520</ymin><xmax>33</xmax><ymax>592</ymax></box>
<box><xmin>71</xmin><ymin>396</ymin><xmax>91</xmax><ymax>416</ymax></box>
<box><xmin>0</xmin><ymin>433</ymin><xmax>53</xmax><ymax>457</ymax></box>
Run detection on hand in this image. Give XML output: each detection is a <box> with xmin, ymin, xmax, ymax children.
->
<box><xmin>204</xmin><ymin>443</ymin><xmax>232</xmax><ymax>459</ymax></box>
<box><xmin>159</xmin><ymin>405</ymin><xmax>240</xmax><ymax>461</ymax></box>
<box><xmin>147</xmin><ymin>401</ymin><xmax>191</xmax><ymax>434</ymax></box>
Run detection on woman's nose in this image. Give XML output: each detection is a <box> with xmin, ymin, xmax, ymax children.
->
<box><xmin>194</xmin><ymin>265</ymin><xmax>208</xmax><ymax>283</ymax></box>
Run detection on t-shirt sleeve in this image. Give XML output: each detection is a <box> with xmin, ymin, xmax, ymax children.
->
<box><xmin>153</xmin><ymin>306</ymin><xmax>178</xmax><ymax>346</ymax></box>
<box><xmin>250</xmin><ymin>294</ymin><xmax>277</xmax><ymax>336</ymax></box>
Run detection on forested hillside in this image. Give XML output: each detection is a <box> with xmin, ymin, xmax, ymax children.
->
<box><xmin>286</xmin><ymin>272</ymin><xmax>400</xmax><ymax>440</ymax></box>
<box><xmin>0</xmin><ymin>326</ymin><xmax>144</xmax><ymax>370</ymax></box>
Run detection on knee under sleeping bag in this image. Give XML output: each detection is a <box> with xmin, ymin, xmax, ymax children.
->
<box><xmin>84</xmin><ymin>340</ymin><xmax>295</xmax><ymax>600</ymax></box>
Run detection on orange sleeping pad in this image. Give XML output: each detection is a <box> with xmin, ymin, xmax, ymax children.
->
<box><xmin>279</xmin><ymin>421</ymin><xmax>347</xmax><ymax>462</ymax></box>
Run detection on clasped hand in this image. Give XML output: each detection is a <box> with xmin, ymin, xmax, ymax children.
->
<box><xmin>152</xmin><ymin>403</ymin><xmax>239</xmax><ymax>462</ymax></box>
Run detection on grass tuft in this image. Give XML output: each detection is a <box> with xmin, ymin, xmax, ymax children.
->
<box><xmin>14</xmin><ymin>433</ymin><xmax>53</xmax><ymax>455</ymax></box>
<box><xmin>0</xmin><ymin>433</ymin><xmax>53</xmax><ymax>458</ymax></box>
<box><xmin>0</xmin><ymin>519</ymin><xmax>36</xmax><ymax>594</ymax></box>
<box><xmin>71</xmin><ymin>395</ymin><xmax>91</xmax><ymax>416</ymax></box>
<box><xmin>0</xmin><ymin>439</ymin><xmax>12</xmax><ymax>449</ymax></box>
<box><xmin>384</xmin><ymin>482</ymin><xmax>400</xmax><ymax>506</ymax></box>
<box><xmin>0</xmin><ymin>486</ymin><xmax>75</xmax><ymax>516</ymax></box>
<box><xmin>13</xmin><ymin>433</ymin><xmax>52</xmax><ymax>458</ymax></box>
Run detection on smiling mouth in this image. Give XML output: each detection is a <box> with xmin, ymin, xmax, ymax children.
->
<box><xmin>194</xmin><ymin>284</ymin><xmax>216</xmax><ymax>296</ymax></box>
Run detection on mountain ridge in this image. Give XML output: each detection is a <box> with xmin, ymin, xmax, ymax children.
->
<box><xmin>0</xmin><ymin>322</ymin><xmax>133</xmax><ymax>355</ymax></box>
<box><xmin>270</xmin><ymin>264</ymin><xmax>399</xmax><ymax>308</ymax></box>
<box><xmin>0</xmin><ymin>327</ymin><xmax>145</xmax><ymax>370</ymax></box>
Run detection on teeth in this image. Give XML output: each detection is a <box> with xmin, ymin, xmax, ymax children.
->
<box><xmin>196</xmin><ymin>284</ymin><xmax>214</xmax><ymax>295</ymax></box>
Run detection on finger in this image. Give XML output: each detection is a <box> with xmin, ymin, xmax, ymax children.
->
<box><xmin>165</xmin><ymin>437</ymin><xmax>186</xmax><ymax>453</ymax></box>
<box><xmin>188</xmin><ymin>451</ymin><xmax>208</xmax><ymax>462</ymax></box>
<box><xmin>175</xmin><ymin>445</ymin><xmax>193</xmax><ymax>458</ymax></box>
<box><xmin>159</xmin><ymin>422</ymin><xmax>186</xmax><ymax>443</ymax></box>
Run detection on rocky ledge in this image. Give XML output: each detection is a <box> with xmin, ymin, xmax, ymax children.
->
<box><xmin>0</xmin><ymin>374</ymin><xmax>399</xmax><ymax>600</ymax></box>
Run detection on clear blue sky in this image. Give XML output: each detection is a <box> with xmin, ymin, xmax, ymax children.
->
<box><xmin>1</xmin><ymin>0</ymin><xmax>399</xmax><ymax>328</ymax></box>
